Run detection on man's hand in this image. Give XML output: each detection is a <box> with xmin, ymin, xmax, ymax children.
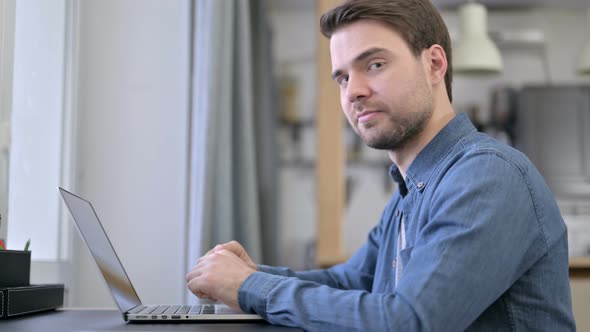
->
<box><xmin>185</xmin><ymin>249</ymin><xmax>256</xmax><ymax>311</ymax></box>
<box><xmin>187</xmin><ymin>241</ymin><xmax>258</xmax><ymax>303</ymax></box>
<box><xmin>204</xmin><ymin>241</ymin><xmax>258</xmax><ymax>271</ymax></box>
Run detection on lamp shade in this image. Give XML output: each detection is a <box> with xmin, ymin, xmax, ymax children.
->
<box><xmin>453</xmin><ymin>2</ymin><xmax>502</xmax><ymax>74</ymax></box>
<box><xmin>577</xmin><ymin>8</ymin><xmax>590</xmax><ymax>74</ymax></box>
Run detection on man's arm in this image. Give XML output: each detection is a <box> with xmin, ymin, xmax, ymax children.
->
<box><xmin>187</xmin><ymin>217</ymin><xmax>384</xmax><ymax>307</ymax></box>
<box><xmin>237</xmin><ymin>152</ymin><xmax>558</xmax><ymax>331</ymax></box>
<box><xmin>255</xmin><ymin>220</ymin><xmax>384</xmax><ymax>290</ymax></box>
<box><xmin>211</xmin><ymin>200</ymin><xmax>393</xmax><ymax>291</ymax></box>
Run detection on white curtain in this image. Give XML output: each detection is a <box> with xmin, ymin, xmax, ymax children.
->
<box><xmin>186</xmin><ymin>0</ymin><xmax>279</xmax><ymax>302</ymax></box>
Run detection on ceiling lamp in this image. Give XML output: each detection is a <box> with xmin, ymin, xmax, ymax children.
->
<box><xmin>453</xmin><ymin>1</ymin><xmax>503</xmax><ymax>74</ymax></box>
<box><xmin>577</xmin><ymin>8</ymin><xmax>590</xmax><ymax>74</ymax></box>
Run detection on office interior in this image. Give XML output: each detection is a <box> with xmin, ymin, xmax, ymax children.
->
<box><xmin>0</xmin><ymin>0</ymin><xmax>589</xmax><ymax>329</ymax></box>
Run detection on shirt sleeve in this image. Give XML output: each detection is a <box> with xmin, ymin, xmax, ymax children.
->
<box><xmin>238</xmin><ymin>150</ymin><xmax>554</xmax><ymax>331</ymax></box>
<box><xmin>258</xmin><ymin>223</ymin><xmax>381</xmax><ymax>290</ymax></box>
<box><xmin>255</xmin><ymin>202</ymin><xmax>390</xmax><ymax>290</ymax></box>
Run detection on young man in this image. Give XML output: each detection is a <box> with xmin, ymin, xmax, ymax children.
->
<box><xmin>186</xmin><ymin>0</ymin><xmax>576</xmax><ymax>330</ymax></box>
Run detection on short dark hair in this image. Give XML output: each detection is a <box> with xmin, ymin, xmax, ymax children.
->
<box><xmin>320</xmin><ymin>0</ymin><xmax>453</xmax><ymax>103</ymax></box>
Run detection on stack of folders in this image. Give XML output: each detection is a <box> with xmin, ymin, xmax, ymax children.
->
<box><xmin>0</xmin><ymin>249</ymin><xmax>64</xmax><ymax>319</ymax></box>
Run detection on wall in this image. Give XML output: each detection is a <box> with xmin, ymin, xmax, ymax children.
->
<box><xmin>8</xmin><ymin>0</ymin><xmax>66</xmax><ymax>261</ymax></box>
<box><xmin>0</xmin><ymin>0</ymin><xmax>15</xmax><ymax>245</ymax></box>
<box><xmin>7</xmin><ymin>0</ymin><xmax>78</xmax><ymax>298</ymax></box>
<box><xmin>69</xmin><ymin>0</ymin><xmax>190</xmax><ymax>307</ymax></box>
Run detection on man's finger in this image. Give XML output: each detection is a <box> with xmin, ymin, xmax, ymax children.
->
<box><xmin>196</xmin><ymin>292</ymin><xmax>213</xmax><ymax>300</ymax></box>
<box><xmin>207</xmin><ymin>244</ymin><xmax>223</xmax><ymax>255</ymax></box>
<box><xmin>220</xmin><ymin>241</ymin><xmax>244</xmax><ymax>255</ymax></box>
<box><xmin>187</xmin><ymin>278</ymin><xmax>207</xmax><ymax>298</ymax></box>
<box><xmin>185</xmin><ymin>264</ymin><xmax>204</xmax><ymax>283</ymax></box>
<box><xmin>192</xmin><ymin>244</ymin><xmax>223</xmax><ymax>267</ymax></box>
<box><xmin>215</xmin><ymin>249</ymin><xmax>238</xmax><ymax>259</ymax></box>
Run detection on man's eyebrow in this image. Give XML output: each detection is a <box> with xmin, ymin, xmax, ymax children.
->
<box><xmin>331</xmin><ymin>47</ymin><xmax>389</xmax><ymax>80</ymax></box>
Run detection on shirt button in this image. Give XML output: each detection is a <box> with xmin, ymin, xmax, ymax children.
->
<box><xmin>395</xmin><ymin>210</ymin><xmax>400</xmax><ymax>217</ymax></box>
<box><xmin>417</xmin><ymin>181</ymin><xmax>425</xmax><ymax>189</ymax></box>
<box><xmin>392</xmin><ymin>260</ymin><xmax>397</xmax><ymax>268</ymax></box>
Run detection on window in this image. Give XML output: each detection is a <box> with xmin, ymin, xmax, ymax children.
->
<box><xmin>6</xmin><ymin>0</ymin><xmax>74</xmax><ymax>261</ymax></box>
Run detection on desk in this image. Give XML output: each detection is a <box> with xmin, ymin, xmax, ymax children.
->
<box><xmin>0</xmin><ymin>309</ymin><xmax>301</xmax><ymax>332</ymax></box>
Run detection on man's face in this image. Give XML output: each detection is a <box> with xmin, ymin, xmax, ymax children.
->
<box><xmin>330</xmin><ymin>20</ymin><xmax>434</xmax><ymax>151</ymax></box>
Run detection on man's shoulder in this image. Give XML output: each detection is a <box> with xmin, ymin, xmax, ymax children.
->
<box><xmin>452</xmin><ymin>131</ymin><xmax>533</xmax><ymax>175</ymax></box>
<box><xmin>428</xmin><ymin>131</ymin><xmax>555</xmax><ymax>203</ymax></box>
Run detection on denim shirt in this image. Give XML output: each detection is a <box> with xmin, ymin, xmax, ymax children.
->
<box><xmin>238</xmin><ymin>113</ymin><xmax>575</xmax><ymax>331</ymax></box>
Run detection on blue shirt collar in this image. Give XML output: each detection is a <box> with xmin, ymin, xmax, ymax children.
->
<box><xmin>389</xmin><ymin>112</ymin><xmax>477</xmax><ymax>195</ymax></box>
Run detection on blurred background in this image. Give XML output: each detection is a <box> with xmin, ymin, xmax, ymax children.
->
<box><xmin>0</xmin><ymin>0</ymin><xmax>589</xmax><ymax>329</ymax></box>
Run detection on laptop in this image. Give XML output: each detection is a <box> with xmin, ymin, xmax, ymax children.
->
<box><xmin>58</xmin><ymin>187</ymin><xmax>263</xmax><ymax>322</ymax></box>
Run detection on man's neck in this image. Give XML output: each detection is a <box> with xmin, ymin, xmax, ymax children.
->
<box><xmin>387</xmin><ymin>107</ymin><xmax>456</xmax><ymax>180</ymax></box>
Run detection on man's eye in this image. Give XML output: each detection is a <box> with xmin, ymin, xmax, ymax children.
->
<box><xmin>369</xmin><ymin>62</ymin><xmax>384</xmax><ymax>70</ymax></box>
<box><xmin>337</xmin><ymin>76</ymin><xmax>349</xmax><ymax>85</ymax></box>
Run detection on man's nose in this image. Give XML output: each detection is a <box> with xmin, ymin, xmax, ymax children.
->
<box><xmin>345</xmin><ymin>75</ymin><xmax>371</xmax><ymax>103</ymax></box>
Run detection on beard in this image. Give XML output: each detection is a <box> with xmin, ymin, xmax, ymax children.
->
<box><xmin>360</xmin><ymin>106</ymin><xmax>432</xmax><ymax>150</ymax></box>
<box><xmin>354</xmin><ymin>89</ymin><xmax>433</xmax><ymax>151</ymax></box>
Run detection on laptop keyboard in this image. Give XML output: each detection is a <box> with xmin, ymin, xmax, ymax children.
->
<box><xmin>132</xmin><ymin>304</ymin><xmax>216</xmax><ymax>316</ymax></box>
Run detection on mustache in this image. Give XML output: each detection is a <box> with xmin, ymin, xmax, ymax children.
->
<box><xmin>353</xmin><ymin>101</ymin><xmax>364</xmax><ymax>113</ymax></box>
<box><xmin>353</xmin><ymin>101</ymin><xmax>385</xmax><ymax>113</ymax></box>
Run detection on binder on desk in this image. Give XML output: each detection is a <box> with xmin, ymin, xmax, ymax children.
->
<box><xmin>0</xmin><ymin>284</ymin><xmax>64</xmax><ymax>319</ymax></box>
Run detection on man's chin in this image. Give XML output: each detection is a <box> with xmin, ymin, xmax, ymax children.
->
<box><xmin>366</xmin><ymin>141</ymin><xmax>394</xmax><ymax>150</ymax></box>
<box><xmin>362</xmin><ymin>136</ymin><xmax>395</xmax><ymax>150</ymax></box>
<box><xmin>361</xmin><ymin>131</ymin><xmax>410</xmax><ymax>150</ymax></box>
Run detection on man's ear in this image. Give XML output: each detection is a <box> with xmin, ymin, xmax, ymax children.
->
<box><xmin>423</xmin><ymin>44</ymin><xmax>447</xmax><ymax>85</ymax></box>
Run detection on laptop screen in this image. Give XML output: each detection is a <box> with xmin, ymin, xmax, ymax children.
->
<box><xmin>59</xmin><ymin>188</ymin><xmax>142</xmax><ymax>314</ymax></box>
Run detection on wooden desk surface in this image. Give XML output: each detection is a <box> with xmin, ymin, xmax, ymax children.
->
<box><xmin>0</xmin><ymin>309</ymin><xmax>301</xmax><ymax>332</ymax></box>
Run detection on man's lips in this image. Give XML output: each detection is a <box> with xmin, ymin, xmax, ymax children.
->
<box><xmin>357</xmin><ymin>110</ymin><xmax>380</xmax><ymax>124</ymax></box>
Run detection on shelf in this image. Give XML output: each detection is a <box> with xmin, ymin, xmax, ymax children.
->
<box><xmin>570</xmin><ymin>257</ymin><xmax>590</xmax><ymax>278</ymax></box>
